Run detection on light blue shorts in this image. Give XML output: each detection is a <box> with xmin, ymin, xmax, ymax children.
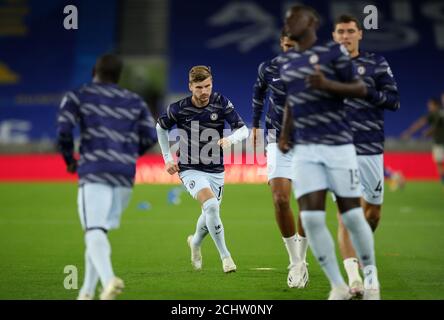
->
<box><xmin>331</xmin><ymin>154</ymin><xmax>384</xmax><ymax>205</ymax></box>
<box><xmin>291</xmin><ymin>144</ymin><xmax>362</xmax><ymax>199</ymax></box>
<box><xmin>77</xmin><ymin>183</ymin><xmax>132</xmax><ymax>232</ymax></box>
<box><xmin>179</xmin><ymin>170</ymin><xmax>224</xmax><ymax>203</ymax></box>
<box><xmin>266</xmin><ymin>142</ymin><xmax>294</xmax><ymax>182</ymax></box>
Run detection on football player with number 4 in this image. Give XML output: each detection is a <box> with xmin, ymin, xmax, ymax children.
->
<box><xmin>331</xmin><ymin>14</ymin><xmax>400</xmax><ymax>298</ymax></box>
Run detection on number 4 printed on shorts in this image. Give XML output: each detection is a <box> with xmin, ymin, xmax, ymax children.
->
<box><xmin>374</xmin><ymin>180</ymin><xmax>382</xmax><ymax>193</ymax></box>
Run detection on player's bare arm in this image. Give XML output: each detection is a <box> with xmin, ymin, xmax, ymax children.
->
<box><xmin>278</xmin><ymin>103</ymin><xmax>293</xmax><ymax>154</ymax></box>
<box><xmin>165</xmin><ymin>162</ymin><xmax>179</xmax><ymax>175</ymax></box>
<box><xmin>251</xmin><ymin>127</ymin><xmax>259</xmax><ymax>149</ymax></box>
<box><xmin>217</xmin><ymin>138</ymin><xmax>232</xmax><ymax>149</ymax></box>
<box><xmin>401</xmin><ymin>116</ymin><xmax>427</xmax><ymax>139</ymax></box>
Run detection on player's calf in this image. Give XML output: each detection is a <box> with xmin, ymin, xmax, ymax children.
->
<box><xmin>272</xmin><ymin>191</ymin><xmax>291</xmax><ymax>215</ymax></box>
<box><xmin>362</xmin><ymin>202</ymin><xmax>381</xmax><ymax>232</ymax></box>
<box><xmin>338</xmin><ymin>204</ymin><xmax>381</xmax><ymax>299</ymax></box>
<box><xmin>338</xmin><ymin>206</ymin><xmax>375</xmax><ymax>266</ymax></box>
<box><xmin>300</xmin><ymin>209</ymin><xmax>347</xmax><ymax>296</ymax></box>
<box><xmin>270</xmin><ymin>178</ymin><xmax>295</xmax><ymax>237</ymax></box>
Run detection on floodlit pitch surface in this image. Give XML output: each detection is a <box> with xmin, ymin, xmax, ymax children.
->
<box><xmin>0</xmin><ymin>182</ymin><xmax>443</xmax><ymax>300</ymax></box>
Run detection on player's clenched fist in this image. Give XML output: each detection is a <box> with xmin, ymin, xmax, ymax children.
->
<box><xmin>166</xmin><ymin>162</ymin><xmax>179</xmax><ymax>175</ymax></box>
<box><xmin>66</xmin><ymin>160</ymin><xmax>78</xmax><ymax>173</ymax></box>
<box><xmin>217</xmin><ymin>138</ymin><xmax>232</xmax><ymax>149</ymax></box>
<box><xmin>278</xmin><ymin>136</ymin><xmax>291</xmax><ymax>154</ymax></box>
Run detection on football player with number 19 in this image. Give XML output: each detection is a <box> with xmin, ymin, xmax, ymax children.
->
<box><xmin>278</xmin><ymin>5</ymin><xmax>381</xmax><ymax>300</ymax></box>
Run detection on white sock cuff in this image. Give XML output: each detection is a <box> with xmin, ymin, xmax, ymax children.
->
<box><xmin>85</xmin><ymin>229</ymin><xmax>107</xmax><ymax>241</ymax></box>
<box><xmin>343</xmin><ymin>257</ymin><xmax>359</xmax><ymax>267</ymax></box>
<box><xmin>341</xmin><ymin>207</ymin><xmax>367</xmax><ymax>231</ymax></box>
<box><xmin>282</xmin><ymin>234</ymin><xmax>297</xmax><ymax>242</ymax></box>
<box><xmin>341</xmin><ymin>207</ymin><xmax>363</xmax><ymax>220</ymax></box>
<box><xmin>300</xmin><ymin>210</ymin><xmax>326</xmax><ymax>228</ymax></box>
<box><xmin>301</xmin><ymin>210</ymin><xmax>326</xmax><ymax>217</ymax></box>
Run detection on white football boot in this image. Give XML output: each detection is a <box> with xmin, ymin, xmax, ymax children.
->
<box><xmin>222</xmin><ymin>256</ymin><xmax>237</xmax><ymax>273</ymax></box>
<box><xmin>328</xmin><ymin>284</ymin><xmax>352</xmax><ymax>300</ymax></box>
<box><xmin>363</xmin><ymin>266</ymin><xmax>381</xmax><ymax>300</ymax></box>
<box><xmin>349</xmin><ymin>279</ymin><xmax>364</xmax><ymax>299</ymax></box>
<box><xmin>287</xmin><ymin>262</ymin><xmax>309</xmax><ymax>288</ymax></box>
<box><xmin>77</xmin><ymin>293</ymin><xmax>94</xmax><ymax>300</ymax></box>
<box><xmin>187</xmin><ymin>235</ymin><xmax>202</xmax><ymax>270</ymax></box>
<box><xmin>99</xmin><ymin>277</ymin><xmax>124</xmax><ymax>300</ymax></box>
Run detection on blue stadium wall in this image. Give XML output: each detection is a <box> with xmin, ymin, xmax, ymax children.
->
<box><xmin>1</xmin><ymin>0</ymin><xmax>444</xmax><ymax>143</ymax></box>
<box><xmin>0</xmin><ymin>0</ymin><xmax>117</xmax><ymax>143</ymax></box>
<box><xmin>168</xmin><ymin>0</ymin><xmax>444</xmax><ymax>137</ymax></box>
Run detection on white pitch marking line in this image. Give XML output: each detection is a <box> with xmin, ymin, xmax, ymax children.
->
<box><xmin>400</xmin><ymin>206</ymin><xmax>413</xmax><ymax>213</ymax></box>
<box><xmin>250</xmin><ymin>268</ymin><xmax>276</xmax><ymax>271</ymax></box>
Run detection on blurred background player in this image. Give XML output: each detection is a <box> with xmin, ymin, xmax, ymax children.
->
<box><xmin>331</xmin><ymin>14</ymin><xmax>400</xmax><ymax>297</ymax></box>
<box><xmin>384</xmin><ymin>166</ymin><xmax>405</xmax><ymax>191</ymax></box>
<box><xmin>156</xmin><ymin>66</ymin><xmax>249</xmax><ymax>273</ymax></box>
<box><xmin>402</xmin><ymin>97</ymin><xmax>444</xmax><ymax>188</ymax></box>
<box><xmin>278</xmin><ymin>5</ymin><xmax>380</xmax><ymax>300</ymax></box>
<box><xmin>56</xmin><ymin>53</ymin><xmax>157</xmax><ymax>300</ymax></box>
<box><xmin>251</xmin><ymin>29</ymin><xmax>309</xmax><ymax>288</ymax></box>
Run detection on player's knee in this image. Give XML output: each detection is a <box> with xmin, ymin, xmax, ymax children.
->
<box><xmin>85</xmin><ymin>229</ymin><xmax>108</xmax><ymax>246</ymax></box>
<box><xmin>203</xmin><ymin>197</ymin><xmax>219</xmax><ymax>217</ymax></box>
<box><xmin>197</xmin><ymin>188</ymin><xmax>215</xmax><ymax>204</ymax></box>
<box><xmin>336</xmin><ymin>197</ymin><xmax>361</xmax><ymax>213</ymax></box>
<box><xmin>272</xmin><ymin>192</ymin><xmax>290</xmax><ymax>212</ymax></box>
<box><xmin>300</xmin><ymin>211</ymin><xmax>323</xmax><ymax>232</ymax></box>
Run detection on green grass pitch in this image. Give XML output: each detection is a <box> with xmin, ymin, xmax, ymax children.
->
<box><xmin>0</xmin><ymin>182</ymin><xmax>443</xmax><ymax>300</ymax></box>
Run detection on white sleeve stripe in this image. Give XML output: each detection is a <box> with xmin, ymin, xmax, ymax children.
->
<box><xmin>67</xmin><ymin>92</ymin><xmax>80</xmax><ymax>105</ymax></box>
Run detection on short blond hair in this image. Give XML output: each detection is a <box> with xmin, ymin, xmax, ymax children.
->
<box><xmin>189</xmin><ymin>65</ymin><xmax>212</xmax><ymax>83</ymax></box>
